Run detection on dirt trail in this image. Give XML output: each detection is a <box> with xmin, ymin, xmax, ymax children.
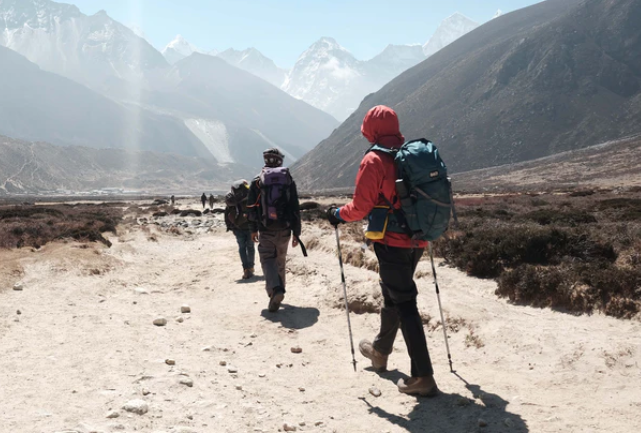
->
<box><xmin>1</xmin><ymin>222</ymin><xmax>640</xmax><ymax>433</ymax></box>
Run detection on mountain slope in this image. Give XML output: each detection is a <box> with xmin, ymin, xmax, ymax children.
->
<box><xmin>217</xmin><ymin>48</ymin><xmax>287</xmax><ymax>88</ymax></box>
<box><xmin>0</xmin><ymin>135</ymin><xmax>248</xmax><ymax>194</ymax></box>
<box><xmin>0</xmin><ymin>0</ymin><xmax>167</xmax><ymax>89</ymax></box>
<box><xmin>143</xmin><ymin>53</ymin><xmax>339</xmax><ymax>168</ymax></box>
<box><xmin>453</xmin><ymin>134</ymin><xmax>641</xmax><ymax>192</ymax></box>
<box><xmin>292</xmin><ymin>0</ymin><xmax>641</xmax><ymax>190</ymax></box>
<box><xmin>0</xmin><ymin>46</ymin><xmax>208</xmax><ymax>158</ymax></box>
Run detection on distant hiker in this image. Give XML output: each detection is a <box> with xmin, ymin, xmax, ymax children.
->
<box><xmin>209</xmin><ymin>194</ymin><xmax>215</xmax><ymax>209</ymax></box>
<box><xmin>247</xmin><ymin>148</ymin><xmax>302</xmax><ymax>313</ymax></box>
<box><xmin>225</xmin><ymin>180</ymin><xmax>255</xmax><ymax>280</ymax></box>
<box><xmin>170</xmin><ymin>195</ymin><xmax>175</xmax><ymax>206</ymax></box>
<box><xmin>201</xmin><ymin>192</ymin><xmax>207</xmax><ymax>209</ymax></box>
<box><xmin>326</xmin><ymin>105</ymin><xmax>438</xmax><ymax>397</ymax></box>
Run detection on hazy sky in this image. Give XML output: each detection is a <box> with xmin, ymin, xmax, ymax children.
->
<box><xmin>69</xmin><ymin>0</ymin><xmax>542</xmax><ymax>67</ymax></box>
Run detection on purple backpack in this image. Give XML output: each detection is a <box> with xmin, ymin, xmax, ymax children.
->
<box><xmin>260</xmin><ymin>167</ymin><xmax>292</xmax><ymax>224</ymax></box>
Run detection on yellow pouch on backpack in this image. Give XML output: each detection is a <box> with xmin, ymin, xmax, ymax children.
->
<box><xmin>365</xmin><ymin>206</ymin><xmax>391</xmax><ymax>240</ymax></box>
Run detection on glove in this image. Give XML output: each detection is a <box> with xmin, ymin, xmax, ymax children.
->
<box><xmin>326</xmin><ymin>206</ymin><xmax>343</xmax><ymax>227</ymax></box>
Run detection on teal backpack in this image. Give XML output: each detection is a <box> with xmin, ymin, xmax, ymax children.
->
<box><xmin>369</xmin><ymin>138</ymin><xmax>457</xmax><ymax>241</ymax></box>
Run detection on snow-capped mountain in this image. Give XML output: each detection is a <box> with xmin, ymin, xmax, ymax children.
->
<box><xmin>217</xmin><ymin>48</ymin><xmax>287</xmax><ymax>88</ymax></box>
<box><xmin>422</xmin><ymin>12</ymin><xmax>479</xmax><ymax>57</ymax></box>
<box><xmin>162</xmin><ymin>35</ymin><xmax>206</xmax><ymax>65</ymax></box>
<box><xmin>283</xmin><ymin>37</ymin><xmax>373</xmax><ymax>121</ymax></box>
<box><xmin>365</xmin><ymin>44</ymin><xmax>426</xmax><ymax>83</ymax></box>
<box><xmin>0</xmin><ymin>0</ymin><xmax>167</xmax><ymax>89</ymax></box>
<box><xmin>283</xmin><ymin>38</ymin><xmax>429</xmax><ymax>121</ymax></box>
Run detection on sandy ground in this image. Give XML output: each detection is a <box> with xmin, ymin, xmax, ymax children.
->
<box><xmin>1</xmin><ymin>215</ymin><xmax>640</xmax><ymax>433</ymax></box>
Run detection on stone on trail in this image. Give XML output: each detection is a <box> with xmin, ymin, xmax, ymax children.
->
<box><xmin>16</xmin><ymin>310</ymin><xmax>21</xmax><ymax>315</ymax></box>
<box><xmin>478</xmin><ymin>418</ymin><xmax>488</xmax><ymax>428</ymax></box>
<box><xmin>165</xmin><ymin>359</ymin><xmax>176</xmax><ymax>366</ymax></box>
<box><xmin>153</xmin><ymin>318</ymin><xmax>167</xmax><ymax>327</ymax></box>
<box><xmin>179</xmin><ymin>377</ymin><xmax>194</xmax><ymax>387</ymax></box>
<box><xmin>456</xmin><ymin>397</ymin><xmax>471</xmax><ymax>406</ymax></box>
<box><xmin>369</xmin><ymin>387</ymin><xmax>382</xmax><ymax>398</ymax></box>
<box><xmin>13</xmin><ymin>283</ymin><xmax>23</xmax><ymax>291</ymax></box>
<box><xmin>175</xmin><ymin>317</ymin><xmax>184</xmax><ymax>323</ymax></box>
<box><xmin>134</xmin><ymin>287</ymin><xmax>149</xmax><ymax>295</ymax></box>
<box><xmin>227</xmin><ymin>366</ymin><xmax>238</xmax><ymax>373</ymax></box>
<box><xmin>142</xmin><ymin>388</ymin><xmax>151</xmax><ymax>396</ymax></box>
<box><xmin>106</xmin><ymin>410</ymin><xmax>120</xmax><ymax>419</ymax></box>
<box><xmin>122</xmin><ymin>399</ymin><xmax>149</xmax><ymax>415</ymax></box>
<box><xmin>235</xmin><ymin>385</ymin><xmax>243</xmax><ymax>391</ymax></box>
<box><xmin>298</xmin><ymin>387</ymin><xmax>305</xmax><ymax>392</ymax></box>
<box><xmin>290</xmin><ymin>346</ymin><xmax>303</xmax><ymax>354</ymax></box>
<box><xmin>181</xmin><ymin>304</ymin><xmax>191</xmax><ymax>314</ymax></box>
<box><xmin>283</xmin><ymin>423</ymin><xmax>297</xmax><ymax>432</ymax></box>
<box><xmin>219</xmin><ymin>361</ymin><xmax>227</xmax><ymax>366</ymax></box>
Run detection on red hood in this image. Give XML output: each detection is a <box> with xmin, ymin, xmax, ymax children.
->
<box><xmin>361</xmin><ymin>105</ymin><xmax>405</xmax><ymax>148</ymax></box>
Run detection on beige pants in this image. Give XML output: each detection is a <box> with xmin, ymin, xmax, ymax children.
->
<box><xmin>257</xmin><ymin>229</ymin><xmax>291</xmax><ymax>296</ymax></box>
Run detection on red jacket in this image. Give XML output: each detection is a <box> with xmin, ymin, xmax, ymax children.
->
<box><xmin>338</xmin><ymin>106</ymin><xmax>428</xmax><ymax>249</ymax></box>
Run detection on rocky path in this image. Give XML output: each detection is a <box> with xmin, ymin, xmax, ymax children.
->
<box><xmin>1</xmin><ymin>223</ymin><xmax>640</xmax><ymax>433</ymax></box>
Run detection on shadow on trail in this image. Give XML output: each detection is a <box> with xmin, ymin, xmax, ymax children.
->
<box><xmin>234</xmin><ymin>274</ymin><xmax>265</xmax><ymax>284</ymax></box>
<box><xmin>362</xmin><ymin>371</ymin><xmax>529</xmax><ymax>433</ymax></box>
<box><xmin>260</xmin><ymin>304</ymin><xmax>320</xmax><ymax>330</ymax></box>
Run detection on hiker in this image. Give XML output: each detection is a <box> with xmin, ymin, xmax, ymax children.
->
<box><xmin>170</xmin><ymin>195</ymin><xmax>175</xmax><ymax>206</ymax></box>
<box><xmin>200</xmin><ymin>192</ymin><xmax>207</xmax><ymax>209</ymax></box>
<box><xmin>247</xmin><ymin>148</ymin><xmax>302</xmax><ymax>313</ymax></box>
<box><xmin>225</xmin><ymin>180</ymin><xmax>255</xmax><ymax>280</ymax></box>
<box><xmin>209</xmin><ymin>194</ymin><xmax>215</xmax><ymax>210</ymax></box>
<box><xmin>326</xmin><ymin>105</ymin><xmax>438</xmax><ymax>397</ymax></box>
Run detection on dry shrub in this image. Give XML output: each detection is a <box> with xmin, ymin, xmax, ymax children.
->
<box><xmin>0</xmin><ymin>204</ymin><xmax>122</xmax><ymax>249</ymax></box>
<box><xmin>168</xmin><ymin>227</ymin><xmax>182</xmax><ymax>236</ymax></box>
<box><xmin>465</xmin><ymin>328</ymin><xmax>485</xmax><ymax>348</ymax></box>
<box><xmin>521</xmin><ymin>209</ymin><xmax>597</xmax><ymax>226</ymax></box>
<box><xmin>497</xmin><ymin>263</ymin><xmax>641</xmax><ymax>318</ymax></box>
<box><xmin>415</xmin><ymin>269</ymin><xmax>432</xmax><ymax>279</ymax></box>
<box><xmin>435</xmin><ymin>190</ymin><xmax>641</xmax><ymax>319</ymax></box>
<box><xmin>305</xmin><ymin>236</ymin><xmax>321</xmax><ymax>251</ymax></box>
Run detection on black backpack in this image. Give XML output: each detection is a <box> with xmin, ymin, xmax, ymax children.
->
<box><xmin>225</xmin><ymin>181</ymin><xmax>250</xmax><ymax>227</ymax></box>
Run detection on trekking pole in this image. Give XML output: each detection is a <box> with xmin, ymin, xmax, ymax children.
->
<box><xmin>429</xmin><ymin>243</ymin><xmax>454</xmax><ymax>373</ymax></box>
<box><xmin>334</xmin><ymin>225</ymin><xmax>357</xmax><ymax>372</ymax></box>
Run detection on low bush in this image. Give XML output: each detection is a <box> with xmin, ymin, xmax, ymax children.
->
<box><xmin>433</xmin><ymin>190</ymin><xmax>641</xmax><ymax>318</ymax></box>
<box><xmin>0</xmin><ymin>204</ymin><xmax>122</xmax><ymax>249</ymax></box>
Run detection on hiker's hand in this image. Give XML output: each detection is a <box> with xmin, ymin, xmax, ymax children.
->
<box><xmin>326</xmin><ymin>207</ymin><xmax>343</xmax><ymax>227</ymax></box>
<box><xmin>292</xmin><ymin>237</ymin><xmax>299</xmax><ymax>248</ymax></box>
<box><xmin>251</xmin><ymin>232</ymin><xmax>259</xmax><ymax>243</ymax></box>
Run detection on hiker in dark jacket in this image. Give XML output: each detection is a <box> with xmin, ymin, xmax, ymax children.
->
<box><xmin>209</xmin><ymin>194</ymin><xmax>215</xmax><ymax>210</ymax></box>
<box><xmin>247</xmin><ymin>148</ymin><xmax>302</xmax><ymax>313</ymax></box>
<box><xmin>326</xmin><ymin>105</ymin><xmax>438</xmax><ymax>397</ymax></box>
<box><xmin>225</xmin><ymin>180</ymin><xmax>255</xmax><ymax>280</ymax></box>
<box><xmin>200</xmin><ymin>192</ymin><xmax>207</xmax><ymax>209</ymax></box>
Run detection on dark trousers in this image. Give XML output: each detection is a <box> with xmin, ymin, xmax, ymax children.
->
<box><xmin>257</xmin><ymin>229</ymin><xmax>291</xmax><ymax>296</ymax></box>
<box><xmin>373</xmin><ymin>243</ymin><xmax>434</xmax><ymax>378</ymax></box>
<box><xmin>233</xmin><ymin>229</ymin><xmax>255</xmax><ymax>270</ymax></box>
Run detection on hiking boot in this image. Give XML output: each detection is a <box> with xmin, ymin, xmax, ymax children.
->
<box><xmin>242</xmin><ymin>269</ymin><xmax>252</xmax><ymax>280</ymax></box>
<box><xmin>359</xmin><ymin>340</ymin><xmax>388</xmax><ymax>372</ymax></box>
<box><xmin>397</xmin><ymin>376</ymin><xmax>439</xmax><ymax>397</ymax></box>
<box><xmin>268</xmin><ymin>287</ymin><xmax>285</xmax><ymax>313</ymax></box>
<box><xmin>247</xmin><ymin>268</ymin><xmax>255</xmax><ymax>278</ymax></box>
